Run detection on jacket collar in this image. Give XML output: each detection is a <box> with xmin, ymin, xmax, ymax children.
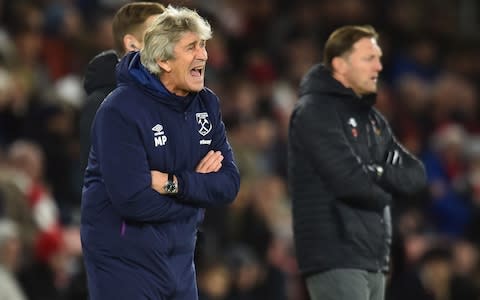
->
<box><xmin>117</xmin><ymin>51</ymin><xmax>197</xmax><ymax>112</ymax></box>
<box><xmin>299</xmin><ymin>64</ymin><xmax>377</xmax><ymax>108</ymax></box>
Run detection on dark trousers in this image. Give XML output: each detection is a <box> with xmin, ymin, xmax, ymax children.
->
<box><xmin>306</xmin><ymin>269</ymin><xmax>386</xmax><ymax>300</ymax></box>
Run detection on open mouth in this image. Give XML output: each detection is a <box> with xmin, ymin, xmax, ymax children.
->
<box><xmin>190</xmin><ymin>67</ymin><xmax>204</xmax><ymax>77</ymax></box>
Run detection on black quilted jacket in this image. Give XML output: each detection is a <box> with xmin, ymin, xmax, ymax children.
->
<box><xmin>288</xmin><ymin>64</ymin><xmax>426</xmax><ymax>276</ymax></box>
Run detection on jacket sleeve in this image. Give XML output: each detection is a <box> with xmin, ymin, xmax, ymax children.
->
<box><xmin>94</xmin><ymin>103</ymin><xmax>197</xmax><ymax>222</ymax></box>
<box><xmin>176</xmin><ymin>99</ymin><xmax>240</xmax><ymax>208</ymax></box>
<box><xmin>377</xmin><ymin>128</ymin><xmax>427</xmax><ymax>195</ymax></box>
<box><xmin>290</xmin><ymin>95</ymin><xmax>392</xmax><ymax>211</ymax></box>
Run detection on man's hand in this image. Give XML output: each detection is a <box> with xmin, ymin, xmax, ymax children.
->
<box><xmin>150</xmin><ymin>150</ymin><xmax>223</xmax><ymax>195</ymax></box>
<box><xmin>151</xmin><ymin>170</ymin><xmax>170</xmax><ymax>194</ymax></box>
<box><xmin>196</xmin><ymin>150</ymin><xmax>223</xmax><ymax>173</ymax></box>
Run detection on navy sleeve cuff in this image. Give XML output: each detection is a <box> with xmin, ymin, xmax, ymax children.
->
<box><xmin>176</xmin><ymin>173</ymin><xmax>186</xmax><ymax>200</ymax></box>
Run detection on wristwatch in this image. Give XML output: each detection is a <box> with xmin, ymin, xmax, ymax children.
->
<box><xmin>367</xmin><ymin>164</ymin><xmax>384</xmax><ymax>179</ymax></box>
<box><xmin>373</xmin><ymin>165</ymin><xmax>384</xmax><ymax>178</ymax></box>
<box><xmin>163</xmin><ymin>173</ymin><xmax>178</xmax><ymax>194</ymax></box>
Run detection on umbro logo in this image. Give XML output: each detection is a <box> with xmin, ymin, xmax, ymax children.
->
<box><xmin>348</xmin><ymin>118</ymin><xmax>357</xmax><ymax>127</ymax></box>
<box><xmin>152</xmin><ymin>124</ymin><xmax>167</xmax><ymax>146</ymax></box>
<box><xmin>152</xmin><ymin>124</ymin><xmax>164</xmax><ymax>135</ymax></box>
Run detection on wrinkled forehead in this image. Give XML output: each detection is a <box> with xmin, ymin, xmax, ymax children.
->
<box><xmin>175</xmin><ymin>31</ymin><xmax>204</xmax><ymax>45</ymax></box>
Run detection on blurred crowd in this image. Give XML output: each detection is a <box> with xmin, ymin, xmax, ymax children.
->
<box><xmin>0</xmin><ymin>0</ymin><xmax>479</xmax><ymax>299</ymax></box>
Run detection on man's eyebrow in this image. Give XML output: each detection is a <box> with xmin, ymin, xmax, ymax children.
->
<box><xmin>185</xmin><ymin>40</ymin><xmax>197</xmax><ymax>48</ymax></box>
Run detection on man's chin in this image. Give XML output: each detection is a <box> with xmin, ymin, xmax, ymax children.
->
<box><xmin>190</xmin><ymin>84</ymin><xmax>204</xmax><ymax>92</ymax></box>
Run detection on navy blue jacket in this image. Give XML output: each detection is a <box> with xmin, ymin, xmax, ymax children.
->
<box><xmin>80</xmin><ymin>51</ymin><xmax>240</xmax><ymax>300</ymax></box>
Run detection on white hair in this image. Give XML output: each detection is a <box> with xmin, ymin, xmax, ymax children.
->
<box><xmin>140</xmin><ymin>6</ymin><xmax>212</xmax><ymax>75</ymax></box>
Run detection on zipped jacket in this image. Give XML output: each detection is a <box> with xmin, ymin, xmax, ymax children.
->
<box><xmin>81</xmin><ymin>51</ymin><xmax>240</xmax><ymax>299</ymax></box>
<box><xmin>288</xmin><ymin>64</ymin><xmax>426</xmax><ymax>276</ymax></box>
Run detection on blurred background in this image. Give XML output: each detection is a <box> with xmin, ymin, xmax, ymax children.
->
<box><xmin>0</xmin><ymin>0</ymin><xmax>480</xmax><ymax>299</ymax></box>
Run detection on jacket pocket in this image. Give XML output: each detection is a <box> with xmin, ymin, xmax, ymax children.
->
<box><xmin>123</xmin><ymin>221</ymin><xmax>171</xmax><ymax>254</ymax></box>
<box><xmin>121</xmin><ymin>222</ymin><xmax>177</xmax><ymax>295</ymax></box>
<box><xmin>334</xmin><ymin>202</ymin><xmax>384</xmax><ymax>257</ymax></box>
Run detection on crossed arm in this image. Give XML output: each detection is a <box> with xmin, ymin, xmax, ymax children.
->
<box><xmin>151</xmin><ymin>150</ymin><xmax>224</xmax><ymax>194</ymax></box>
<box><xmin>372</xmin><ymin>138</ymin><xmax>427</xmax><ymax>196</ymax></box>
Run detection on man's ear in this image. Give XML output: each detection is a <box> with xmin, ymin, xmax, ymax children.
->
<box><xmin>123</xmin><ymin>34</ymin><xmax>140</xmax><ymax>52</ymax></box>
<box><xmin>332</xmin><ymin>56</ymin><xmax>347</xmax><ymax>75</ymax></box>
<box><xmin>156</xmin><ymin>58</ymin><xmax>171</xmax><ymax>72</ymax></box>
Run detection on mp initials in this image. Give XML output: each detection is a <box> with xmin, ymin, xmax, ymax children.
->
<box><xmin>152</xmin><ymin>124</ymin><xmax>168</xmax><ymax>147</ymax></box>
<box><xmin>154</xmin><ymin>135</ymin><xmax>167</xmax><ymax>146</ymax></box>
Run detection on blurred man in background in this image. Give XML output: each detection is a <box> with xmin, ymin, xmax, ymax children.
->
<box><xmin>288</xmin><ymin>25</ymin><xmax>426</xmax><ymax>300</ymax></box>
<box><xmin>79</xmin><ymin>1</ymin><xmax>165</xmax><ymax>172</ymax></box>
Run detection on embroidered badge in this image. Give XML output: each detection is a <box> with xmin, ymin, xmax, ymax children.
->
<box><xmin>348</xmin><ymin>118</ymin><xmax>358</xmax><ymax>138</ymax></box>
<box><xmin>196</xmin><ymin>112</ymin><xmax>212</xmax><ymax>136</ymax></box>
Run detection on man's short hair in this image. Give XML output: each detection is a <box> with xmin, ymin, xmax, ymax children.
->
<box><xmin>323</xmin><ymin>25</ymin><xmax>379</xmax><ymax>71</ymax></box>
<box><xmin>112</xmin><ymin>2</ymin><xmax>165</xmax><ymax>57</ymax></box>
<box><xmin>140</xmin><ymin>5</ymin><xmax>212</xmax><ymax>76</ymax></box>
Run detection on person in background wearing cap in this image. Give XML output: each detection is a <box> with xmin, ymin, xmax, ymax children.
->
<box><xmin>288</xmin><ymin>25</ymin><xmax>426</xmax><ymax>300</ymax></box>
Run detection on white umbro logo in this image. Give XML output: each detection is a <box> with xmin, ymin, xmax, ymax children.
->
<box><xmin>152</xmin><ymin>124</ymin><xmax>167</xmax><ymax>146</ymax></box>
<box><xmin>348</xmin><ymin>118</ymin><xmax>357</xmax><ymax>127</ymax></box>
<box><xmin>152</xmin><ymin>124</ymin><xmax>164</xmax><ymax>135</ymax></box>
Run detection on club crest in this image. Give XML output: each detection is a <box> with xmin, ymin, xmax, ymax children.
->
<box><xmin>348</xmin><ymin>117</ymin><xmax>358</xmax><ymax>138</ymax></box>
<box><xmin>196</xmin><ymin>112</ymin><xmax>212</xmax><ymax>136</ymax></box>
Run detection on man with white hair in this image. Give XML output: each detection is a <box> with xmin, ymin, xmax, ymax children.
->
<box><xmin>81</xmin><ymin>6</ymin><xmax>240</xmax><ymax>300</ymax></box>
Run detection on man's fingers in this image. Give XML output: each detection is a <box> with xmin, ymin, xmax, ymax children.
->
<box><xmin>213</xmin><ymin>162</ymin><xmax>222</xmax><ymax>172</ymax></box>
<box><xmin>210</xmin><ymin>155</ymin><xmax>224</xmax><ymax>172</ymax></box>
<box><xmin>196</xmin><ymin>151</ymin><xmax>223</xmax><ymax>173</ymax></box>
<box><xmin>196</xmin><ymin>150</ymin><xmax>214</xmax><ymax>171</ymax></box>
<box><xmin>200</xmin><ymin>153</ymin><xmax>223</xmax><ymax>172</ymax></box>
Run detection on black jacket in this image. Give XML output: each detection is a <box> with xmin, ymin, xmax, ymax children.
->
<box><xmin>79</xmin><ymin>50</ymin><xmax>118</xmax><ymax>173</ymax></box>
<box><xmin>288</xmin><ymin>64</ymin><xmax>426</xmax><ymax>276</ymax></box>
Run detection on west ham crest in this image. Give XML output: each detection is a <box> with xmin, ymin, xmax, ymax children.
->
<box><xmin>196</xmin><ymin>112</ymin><xmax>212</xmax><ymax>136</ymax></box>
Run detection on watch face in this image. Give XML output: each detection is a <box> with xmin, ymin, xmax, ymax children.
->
<box><xmin>164</xmin><ymin>181</ymin><xmax>177</xmax><ymax>193</ymax></box>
